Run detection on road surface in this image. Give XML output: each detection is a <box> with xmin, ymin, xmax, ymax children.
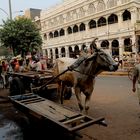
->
<box><xmin>0</xmin><ymin>75</ymin><xmax>140</xmax><ymax>140</ymax></box>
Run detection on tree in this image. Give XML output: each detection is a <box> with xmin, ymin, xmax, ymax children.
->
<box><xmin>0</xmin><ymin>17</ymin><xmax>42</xmax><ymax>57</ymax></box>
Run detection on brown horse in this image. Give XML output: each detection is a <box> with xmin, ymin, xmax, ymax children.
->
<box><xmin>54</xmin><ymin>39</ymin><xmax>118</xmax><ymax>113</ymax></box>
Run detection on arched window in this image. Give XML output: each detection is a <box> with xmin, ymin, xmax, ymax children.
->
<box><xmin>87</xmin><ymin>3</ymin><xmax>95</xmax><ymax>15</ymax></box>
<box><xmin>88</xmin><ymin>20</ymin><xmax>96</xmax><ymax>29</ymax></box>
<box><xmin>60</xmin><ymin>28</ymin><xmax>65</xmax><ymax>36</ymax></box>
<box><xmin>112</xmin><ymin>40</ymin><xmax>119</xmax><ymax>56</ymax></box>
<box><xmin>107</xmin><ymin>0</ymin><xmax>117</xmax><ymax>9</ymax></box>
<box><xmin>122</xmin><ymin>10</ymin><xmax>131</xmax><ymax>21</ymax></box>
<box><xmin>97</xmin><ymin>0</ymin><xmax>105</xmax><ymax>12</ymax></box>
<box><xmin>66</xmin><ymin>12</ymin><xmax>71</xmax><ymax>22</ymax></box>
<box><xmin>124</xmin><ymin>38</ymin><xmax>132</xmax><ymax>52</ymax></box>
<box><xmin>69</xmin><ymin>46</ymin><xmax>74</xmax><ymax>58</ymax></box>
<box><xmin>59</xmin><ymin>15</ymin><xmax>64</xmax><ymax>24</ymax></box>
<box><xmin>54</xmin><ymin>30</ymin><xmax>59</xmax><ymax>37</ymax></box>
<box><xmin>74</xmin><ymin>45</ymin><xmax>80</xmax><ymax>58</ymax></box>
<box><xmin>79</xmin><ymin>23</ymin><xmax>86</xmax><ymax>31</ymax></box>
<box><xmin>55</xmin><ymin>48</ymin><xmax>59</xmax><ymax>58</ymax></box>
<box><xmin>98</xmin><ymin>17</ymin><xmax>106</xmax><ymax>27</ymax></box>
<box><xmin>67</xmin><ymin>27</ymin><xmax>72</xmax><ymax>34</ymax></box>
<box><xmin>108</xmin><ymin>14</ymin><xmax>118</xmax><ymax>24</ymax></box>
<box><xmin>73</xmin><ymin>25</ymin><xmax>79</xmax><ymax>33</ymax></box>
<box><xmin>50</xmin><ymin>49</ymin><xmax>53</xmax><ymax>59</ymax></box>
<box><xmin>49</xmin><ymin>32</ymin><xmax>53</xmax><ymax>38</ymax></box>
<box><xmin>43</xmin><ymin>33</ymin><xmax>47</xmax><ymax>40</ymax></box>
<box><xmin>81</xmin><ymin>44</ymin><xmax>87</xmax><ymax>51</ymax></box>
<box><xmin>72</xmin><ymin>10</ymin><xmax>78</xmax><ymax>20</ymax></box>
<box><xmin>79</xmin><ymin>7</ymin><xmax>85</xmax><ymax>18</ymax></box>
<box><xmin>61</xmin><ymin>47</ymin><xmax>66</xmax><ymax>57</ymax></box>
<box><xmin>101</xmin><ymin>40</ymin><xmax>109</xmax><ymax>49</ymax></box>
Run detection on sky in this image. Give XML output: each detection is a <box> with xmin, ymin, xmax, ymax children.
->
<box><xmin>0</xmin><ymin>0</ymin><xmax>62</xmax><ymax>24</ymax></box>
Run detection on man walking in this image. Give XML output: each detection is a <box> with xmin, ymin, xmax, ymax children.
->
<box><xmin>132</xmin><ymin>54</ymin><xmax>140</xmax><ymax>106</ymax></box>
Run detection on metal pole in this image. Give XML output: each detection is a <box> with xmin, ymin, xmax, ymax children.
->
<box><xmin>8</xmin><ymin>0</ymin><xmax>12</xmax><ymax>20</ymax></box>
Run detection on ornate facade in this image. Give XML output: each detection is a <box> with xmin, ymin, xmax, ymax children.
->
<box><xmin>40</xmin><ymin>0</ymin><xmax>140</xmax><ymax>60</ymax></box>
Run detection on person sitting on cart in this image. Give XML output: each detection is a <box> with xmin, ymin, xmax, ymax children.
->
<box><xmin>24</xmin><ymin>58</ymin><xmax>31</xmax><ymax>71</ymax></box>
<box><xmin>31</xmin><ymin>57</ymin><xmax>42</xmax><ymax>71</ymax></box>
<box><xmin>1</xmin><ymin>61</ymin><xmax>8</xmax><ymax>87</ymax></box>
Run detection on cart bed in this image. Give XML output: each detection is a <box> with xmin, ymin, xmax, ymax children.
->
<box><xmin>9</xmin><ymin>93</ymin><xmax>105</xmax><ymax>132</ymax></box>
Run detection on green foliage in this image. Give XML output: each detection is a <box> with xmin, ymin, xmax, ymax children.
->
<box><xmin>0</xmin><ymin>17</ymin><xmax>42</xmax><ymax>57</ymax></box>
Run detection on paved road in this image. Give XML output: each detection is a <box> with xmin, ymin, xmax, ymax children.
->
<box><xmin>0</xmin><ymin>75</ymin><xmax>140</xmax><ymax>140</ymax></box>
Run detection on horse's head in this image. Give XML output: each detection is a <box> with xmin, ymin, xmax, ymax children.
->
<box><xmin>86</xmin><ymin>39</ymin><xmax>118</xmax><ymax>72</ymax></box>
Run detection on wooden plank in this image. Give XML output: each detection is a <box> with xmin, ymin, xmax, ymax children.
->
<box><xmin>22</xmin><ymin>99</ymin><xmax>45</xmax><ymax>104</ymax></box>
<box><xmin>40</xmin><ymin>100</ymin><xmax>78</xmax><ymax>118</ymax></box>
<box><xmin>20</xmin><ymin>97</ymin><xmax>43</xmax><ymax>103</ymax></box>
<box><xmin>62</xmin><ymin>115</ymin><xmax>85</xmax><ymax>124</ymax></box>
<box><xmin>27</xmin><ymin>101</ymin><xmax>66</xmax><ymax>120</ymax></box>
<box><xmin>67</xmin><ymin>117</ymin><xmax>105</xmax><ymax>132</ymax></box>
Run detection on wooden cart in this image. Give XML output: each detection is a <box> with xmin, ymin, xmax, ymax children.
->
<box><xmin>8</xmin><ymin>71</ymin><xmax>58</xmax><ymax>99</ymax></box>
<box><xmin>9</xmin><ymin>93</ymin><xmax>107</xmax><ymax>137</ymax></box>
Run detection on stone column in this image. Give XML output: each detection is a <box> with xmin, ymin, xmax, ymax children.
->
<box><xmin>52</xmin><ymin>48</ymin><xmax>56</xmax><ymax>60</ymax></box>
<box><xmin>131</xmin><ymin>35</ymin><xmax>136</xmax><ymax>53</ymax></box>
<box><xmin>119</xmin><ymin>38</ymin><xmax>124</xmax><ymax>60</ymax></box>
<box><xmin>118</xmin><ymin>12</ymin><xmax>123</xmax><ymax>31</ymax></box>
<box><xmin>58</xmin><ymin>47</ymin><xmax>61</xmax><ymax>58</ymax></box>
<box><xmin>42</xmin><ymin>49</ymin><xmax>46</xmax><ymax>57</ymax></box>
<box><xmin>131</xmin><ymin>8</ymin><xmax>137</xmax><ymax>26</ymax></box>
<box><xmin>47</xmin><ymin>49</ymin><xmax>51</xmax><ymax>58</ymax></box>
<box><xmin>78</xmin><ymin>44</ymin><xmax>82</xmax><ymax>51</ymax></box>
<box><xmin>65</xmin><ymin>46</ymin><xmax>69</xmax><ymax>57</ymax></box>
<box><xmin>108</xmin><ymin>40</ymin><xmax>112</xmax><ymax>55</ymax></box>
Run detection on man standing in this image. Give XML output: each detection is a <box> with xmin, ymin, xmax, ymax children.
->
<box><xmin>132</xmin><ymin>54</ymin><xmax>140</xmax><ymax>106</ymax></box>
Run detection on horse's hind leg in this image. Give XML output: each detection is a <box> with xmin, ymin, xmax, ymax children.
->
<box><xmin>75</xmin><ymin>88</ymin><xmax>83</xmax><ymax>112</ymax></box>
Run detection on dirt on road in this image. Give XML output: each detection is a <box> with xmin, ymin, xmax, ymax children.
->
<box><xmin>0</xmin><ymin>76</ymin><xmax>140</xmax><ymax>140</ymax></box>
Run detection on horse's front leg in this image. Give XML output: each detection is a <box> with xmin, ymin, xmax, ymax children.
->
<box><xmin>75</xmin><ymin>87</ymin><xmax>83</xmax><ymax>112</ymax></box>
<box><xmin>84</xmin><ymin>85</ymin><xmax>94</xmax><ymax>114</ymax></box>
<box><xmin>84</xmin><ymin>92</ymin><xmax>92</xmax><ymax>114</ymax></box>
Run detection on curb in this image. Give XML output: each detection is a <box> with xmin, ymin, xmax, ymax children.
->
<box><xmin>100</xmin><ymin>71</ymin><xmax>128</xmax><ymax>76</ymax></box>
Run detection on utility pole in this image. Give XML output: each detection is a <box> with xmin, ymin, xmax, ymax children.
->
<box><xmin>8</xmin><ymin>0</ymin><xmax>12</xmax><ymax>20</ymax></box>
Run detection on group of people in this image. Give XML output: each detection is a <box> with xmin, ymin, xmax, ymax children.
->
<box><xmin>0</xmin><ymin>55</ymin><xmax>48</xmax><ymax>87</ymax></box>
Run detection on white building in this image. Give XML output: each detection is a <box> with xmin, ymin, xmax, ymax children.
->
<box><xmin>40</xmin><ymin>0</ymin><xmax>140</xmax><ymax>60</ymax></box>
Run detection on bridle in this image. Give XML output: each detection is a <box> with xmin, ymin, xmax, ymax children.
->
<box><xmin>71</xmin><ymin>51</ymin><xmax>115</xmax><ymax>77</ymax></box>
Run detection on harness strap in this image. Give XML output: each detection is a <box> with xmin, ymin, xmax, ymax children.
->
<box><xmin>72</xmin><ymin>69</ymin><xmax>95</xmax><ymax>78</ymax></box>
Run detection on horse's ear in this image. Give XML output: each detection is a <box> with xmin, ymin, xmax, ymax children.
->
<box><xmin>91</xmin><ymin>38</ymin><xmax>99</xmax><ymax>52</ymax></box>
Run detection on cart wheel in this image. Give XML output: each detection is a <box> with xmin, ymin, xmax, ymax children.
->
<box><xmin>9</xmin><ymin>77</ymin><xmax>25</xmax><ymax>96</ymax></box>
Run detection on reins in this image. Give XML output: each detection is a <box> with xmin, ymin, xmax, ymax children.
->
<box><xmin>72</xmin><ymin>69</ymin><xmax>95</xmax><ymax>78</ymax></box>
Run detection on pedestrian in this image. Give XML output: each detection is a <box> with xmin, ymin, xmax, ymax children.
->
<box><xmin>132</xmin><ymin>53</ymin><xmax>140</xmax><ymax>106</ymax></box>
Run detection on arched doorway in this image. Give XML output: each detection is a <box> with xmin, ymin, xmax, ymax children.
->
<box><xmin>61</xmin><ymin>47</ymin><xmax>66</xmax><ymax>57</ymax></box>
<box><xmin>45</xmin><ymin>49</ymin><xmax>48</xmax><ymax>57</ymax></box>
<box><xmin>124</xmin><ymin>38</ymin><xmax>132</xmax><ymax>52</ymax></box>
<box><xmin>111</xmin><ymin>40</ymin><xmax>119</xmax><ymax>56</ymax></box>
<box><xmin>55</xmin><ymin>48</ymin><xmax>59</xmax><ymax>58</ymax></box>
<box><xmin>50</xmin><ymin>49</ymin><xmax>53</xmax><ymax>59</ymax></box>
<box><xmin>122</xmin><ymin>10</ymin><xmax>131</xmax><ymax>21</ymax></box>
<box><xmin>81</xmin><ymin>44</ymin><xmax>86</xmax><ymax>51</ymax></box>
<box><xmin>74</xmin><ymin>45</ymin><xmax>80</xmax><ymax>58</ymax></box>
<box><xmin>101</xmin><ymin>40</ymin><xmax>109</xmax><ymax>49</ymax></box>
<box><xmin>69</xmin><ymin>46</ymin><xmax>74</xmax><ymax>58</ymax></box>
